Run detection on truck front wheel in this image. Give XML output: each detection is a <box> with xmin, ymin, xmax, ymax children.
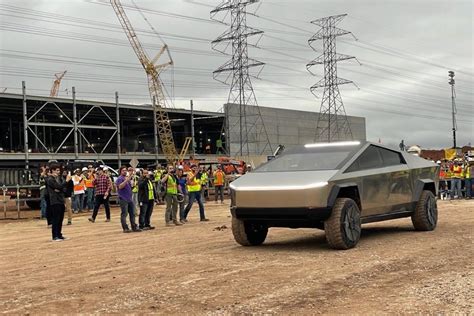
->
<box><xmin>232</xmin><ymin>217</ymin><xmax>268</xmax><ymax>246</ymax></box>
<box><xmin>324</xmin><ymin>198</ymin><xmax>361</xmax><ymax>250</ymax></box>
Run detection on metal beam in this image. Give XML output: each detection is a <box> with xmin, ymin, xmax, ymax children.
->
<box><xmin>28</xmin><ymin>122</ymin><xmax>117</xmax><ymax>130</ymax></box>
<box><xmin>72</xmin><ymin>87</ymin><xmax>79</xmax><ymax>159</ymax></box>
<box><xmin>22</xmin><ymin>81</ymin><xmax>29</xmax><ymax>170</ymax></box>
<box><xmin>115</xmin><ymin>91</ymin><xmax>122</xmax><ymax>167</ymax></box>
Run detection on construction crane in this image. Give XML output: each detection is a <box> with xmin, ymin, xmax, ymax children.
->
<box><xmin>50</xmin><ymin>71</ymin><xmax>67</xmax><ymax>97</ymax></box>
<box><xmin>110</xmin><ymin>0</ymin><xmax>178</xmax><ymax>163</ymax></box>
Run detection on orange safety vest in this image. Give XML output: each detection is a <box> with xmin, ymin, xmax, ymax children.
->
<box><xmin>439</xmin><ymin>169</ymin><xmax>446</xmax><ymax>179</ymax></box>
<box><xmin>73</xmin><ymin>176</ymin><xmax>86</xmax><ymax>192</ymax></box>
<box><xmin>84</xmin><ymin>174</ymin><xmax>95</xmax><ymax>188</ymax></box>
<box><xmin>213</xmin><ymin>170</ymin><xmax>225</xmax><ymax>186</ymax></box>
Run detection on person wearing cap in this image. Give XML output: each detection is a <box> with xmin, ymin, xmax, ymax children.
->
<box><xmin>200</xmin><ymin>166</ymin><xmax>209</xmax><ymax>202</ymax></box>
<box><xmin>183</xmin><ymin>164</ymin><xmax>208</xmax><ymax>222</ymax></box>
<box><xmin>84</xmin><ymin>165</ymin><xmax>95</xmax><ymax>212</ymax></box>
<box><xmin>450</xmin><ymin>160</ymin><xmax>463</xmax><ymax>199</ymax></box>
<box><xmin>161</xmin><ymin>165</ymin><xmax>182</xmax><ymax>226</ymax></box>
<box><xmin>138</xmin><ymin>170</ymin><xmax>158</xmax><ymax>230</ymax></box>
<box><xmin>89</xmin><ymin>167</ymin><xmax>112</xmax><ymax>223</ymax></box>
<box><xmin>213</xmin><ymin>165</ymin><xmax>225</xmax><ymax>204</ymax></box>
<box><xmin>72</xmin><ymin>168</ymin><xmax>86</xmax><ymax>214</ymax></box>
<box><xmin>153</xmin><ymin>165</ymin><xmax>164</xmax><ymax>203</ymax></box>
<box><xmin>176</xmin><ymin>165</ymin><xmax>188</xmax><ymax>224</ymax></box>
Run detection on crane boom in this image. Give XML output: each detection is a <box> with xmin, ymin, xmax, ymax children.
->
<box><xmin>50</xmin><ymin>70</ymin><xmax>67</xmax><ymax>97</ymax></box>
<box><xmin>110</xmin><ymin>0</ymin><xmax>178</xmax><ymax>163</ymax></box>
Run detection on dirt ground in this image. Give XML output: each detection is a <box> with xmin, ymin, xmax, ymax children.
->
<box><xmin>0</xmin><ymin>199</ymin><xmax>472</xmax><ymax>314</ymax></box>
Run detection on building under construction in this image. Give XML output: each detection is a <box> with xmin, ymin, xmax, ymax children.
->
<box><xmin>0</xmin><ymin>89</ymin><xmax>366</xmax><ymax>169</ymax></box>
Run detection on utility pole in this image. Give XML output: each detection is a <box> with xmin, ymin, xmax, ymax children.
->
<box><xmin>306</xmin><ymin>14</ymin><xmax>359</xmax><ymax>142</ymax></box>
<box><xmin>210</xmin><ymin>0</ymin><xmax>273</xmax><ymax>156</ymax></box>
<box><xmin>448</xmin><ymin>71</ymin><xmax>457</xmax><ymax>148</ymax></box>
<box><xmin>190</xmin><ymin>99</ymin><xmax>195</xmax><ymax>156</ymax></box>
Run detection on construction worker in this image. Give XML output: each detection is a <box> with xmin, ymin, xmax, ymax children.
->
<box><xmin>72</xmin><ymin>169</ymin><xmax>86</xmax><ymax>214</ymax></box>
<box><xmin>200</xmin><ymin>166</ymin><xmax>209</xmax><ymax>202</ymax></box>
<box><xmin>183</xmin><ymin>164</ymin><xmax>209</xmax><ymax>222</ymax></box>
<box><xmin>154</xmin><ymin>165</ymin><xmax>163</xmax><ymax>203</ymax></box>
<box><xmin>130</xmin><ymin>167</ymin><xmax>140</xmax><ymax>216</ymax></box>
<box><xmin>464</xmin><ymin>161</ymin><xmax>473</xmax><ymax>199</ymax></box>
<box><xmin>83</xmin><ymin>165</ymin><xmax>95</xmax><ymax>212</ymax></box>
<box><xmin>213</xmin><ymin>164</ymin><xmax>225</xmax><ymax>204</ymax></box>
<box><xmin>161</xmin><ymin>165</ymin><xmax>182</xmax><ymax>226</ymax></box>
<box><xmin>450</xmin><ymin>159</ymin><xmax>463</xmax><ymax>199</ymax></box>
<box><xmin>138</xmin><ymin>170</ymin><xmax>157</xmax><ymax>230</ymax></box>
<box><xmin>176</xmin><ymin>165</ymin><xmax>188</xmax><ymax>224</ymax></box>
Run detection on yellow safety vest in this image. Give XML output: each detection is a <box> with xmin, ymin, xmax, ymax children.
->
<box><xmin>147</xmin><ymin>180</ymin><xmax>154</xmax><ymax>200</ymax></box>
<box><xmin>132</xmin><ymin>175</ymin><xmax>139</xmax><ymax>193</ymax></box>
<box><xmin>154</xmin><ymin>170</ymin><xmax>162</xmax><ymax>182</ymax></box>
<box><xmin>166</xmin><ymin>175</ymin><xmax>178</xmax><ymax>195</ymax></box>
<box><xmin>187</xmin><ymin>172</ymin><xmax>201</xmax><ymax>192</ymax></box>
<box><xmin>465</xmin><ymin>166</ymin><xmax>471</xmax><ymax>179</ymax></box>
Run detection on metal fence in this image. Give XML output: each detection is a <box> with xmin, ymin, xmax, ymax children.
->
<box><xmin>1</xmin><ymin>184</ymin><xmax>40</xmax><ymax>219</ymax></box>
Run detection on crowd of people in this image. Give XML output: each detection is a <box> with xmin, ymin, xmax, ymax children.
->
<box><xmin>39</xmin><ymin>162</ymin><xmax>229</xmax><ymax>241</ymax></box>
<box><xmin>438</xmin><ymin>158</ymin><xmax>473</xmax><ymax>200</ymax></box>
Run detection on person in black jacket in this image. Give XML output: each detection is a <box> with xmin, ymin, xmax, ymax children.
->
<box><xmin>46</xmin><ymin>164</ymin><xmax>72</xmax><ymax>241</ymax></box>
<box><xmin>138</xmin><ymin>170</ymin><xmax>158</xmax><ymax>230</ymax></box>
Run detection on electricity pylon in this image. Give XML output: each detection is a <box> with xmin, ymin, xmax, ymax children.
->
<box><xmin>306</xmin><ymin>14</ymin><xmax>359</xmax><ymax>142</ymax></box>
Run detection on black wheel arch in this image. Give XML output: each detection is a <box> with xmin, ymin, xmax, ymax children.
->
<box><xmin>327</xmin><ymin>183</ymin><xmax>362</xmax><ymax>211</ymax></box>
<box><xmin>413</xmin><ymin>179</ymin><xmax>437</xmax><ymax>202</ymax></box>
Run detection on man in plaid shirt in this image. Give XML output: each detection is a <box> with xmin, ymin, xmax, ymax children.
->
<box><xmin>89</xmin><ymin>167</ymin><xmax>112</xmax><ymax>223</ymax></box>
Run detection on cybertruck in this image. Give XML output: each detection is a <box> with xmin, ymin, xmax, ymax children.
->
<box><xmin>229</xmin><ymin>141</ymin><xmax>439</xmax><ymax>250</ymax></box>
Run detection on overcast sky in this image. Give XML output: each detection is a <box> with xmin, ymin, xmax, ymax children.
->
<box><xmin>0</xmin><ymin>0</ymin><xmax>472</xmax><ymax>149</ymax></box>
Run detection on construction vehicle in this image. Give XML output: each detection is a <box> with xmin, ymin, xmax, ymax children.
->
<box><xmin>110</xmin><ymin>0</ymin><xmax>178</xmax><ymax>163</ymax></box>
<box><xmin>50</xmin><ymin>71</ymin><xmax>67</xmax><ymax>97</ymax></box>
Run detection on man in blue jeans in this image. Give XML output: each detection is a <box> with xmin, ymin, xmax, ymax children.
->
<box><xmin>183</xmin><ymin>164</ymin><xmax>209</xmax><ymax>222</ymax></box>
<box><xmin>116</xmin><ymin>166</ymin><xmax>141</xmax><ymax>233</ymax></box>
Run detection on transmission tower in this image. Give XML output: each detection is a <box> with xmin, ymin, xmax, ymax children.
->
<box><xmin>211</xmin><ymin>0</ymin><xmax>273</xmax><ymax>156</ymax></box>
<box><xmin>306</xmin><ymin>14</ymin><xmax>359</xmax><ymax>142</ymax></box>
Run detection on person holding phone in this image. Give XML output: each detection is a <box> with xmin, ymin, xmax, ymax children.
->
<box><xmin>46</xmin><ymin>164</ymin><xmax>72</xmax><ymax>241</ymax></box>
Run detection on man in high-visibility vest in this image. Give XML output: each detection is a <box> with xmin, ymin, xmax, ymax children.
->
<box><xmin>72</xmin><ymin>168</ymin><xmax>86</xmax><ymax>214</ymax></box>
<box><xmin>213</xmin><ymin>164</ymin><xmax>225</xmax><ymax>204</ymax></box>
<box><xmin>154</xmin><ymin>165</ymin><xmax>164</xmax><ymax>203</ymax></box>
<box><xmin>161</xmin><ymin>165</ymin><xmax>183</xmax><ymax>226</ymax></box>
<box><xmin>200</xmin><ymin>166</ymin><xmax>209</xmax><ymax>202</ymax></box>
<box><xmin>84</xmin><ymin>165</ymin><xmax>95</xmax><ymax>212</ymax></box>
<box><xmin>130</xmin><ymin>167</ymin><xmax>140</xmax><ymax>216</ymax></box>
<box><xmin>450</xmin><ymin>160</ymin><xmax>463</xmax><ymax>199</ymax></box>
<box><xmin>183</xmin><ymin>164</ymin><xmax>208</xmax><ymax>222</ymax></box>
<box><xmin>464</xmin><ymin>161</ymin><xmax>473</xmax><ymax>199</ymax></box>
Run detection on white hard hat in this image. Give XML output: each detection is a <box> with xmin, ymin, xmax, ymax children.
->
<box><xmin>178</xmin><ymin>165</ymin><xmax>184</xmax><ymax>170</ymax></box>
<box><xmin>436</xmin><ymin>160</ymin><xmax>441</xmax><ymax>164</ymax></box>
<box><xmin>82</xmin><ymin>167</ymin><xmax>88</xmax><ymax>171</ymax></box>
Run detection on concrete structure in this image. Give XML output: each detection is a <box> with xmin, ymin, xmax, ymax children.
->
<box><xmin>225</xmin><ymin>103</ymin><xmax>366</xmax><ymax>156</ymax></box>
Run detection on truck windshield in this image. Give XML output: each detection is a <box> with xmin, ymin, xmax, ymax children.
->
<box><xmin>255</xmin><ymin>145</ymin><xmax>361</xmax><ymax>172</ymax></box>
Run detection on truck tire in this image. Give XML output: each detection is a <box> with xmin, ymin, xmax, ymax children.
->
<box><xmin>324</xmin><ymin>198</ymin><xmax>361</xmax><ymax>250</ymax></box>
<box><xmin>232</xmin><ymin>217</ymin><xmax>268</xmax><ymax>246</ymax></box>
<box><xmin>412</xmin><ymin>190</ymin><xmax>437</xmax><ymax>231</ymax></box>
<box><xmin>26</xmin><ymin>200</ymin><xmax>41</xmax><ymax>210</ymax></box>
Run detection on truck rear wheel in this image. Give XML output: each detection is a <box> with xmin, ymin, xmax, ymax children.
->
<box><xmin>412</xmin><ymin>190</ymin><xmax>437</xmax><ymax>231</ymax></box>
<box><xmin>232</xmin><ymin>217</ymin><xmax>268</xmax><ymax>246</ymax></box>
<box><xmin>26</xmin><ymin>200</ymin><xmax>41</xmax><ymax>210</ymax></box>
<box><xmin>324</xmin><ymin>198</ymin><xmax>361</xmax><ymax>250</ymax></box>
